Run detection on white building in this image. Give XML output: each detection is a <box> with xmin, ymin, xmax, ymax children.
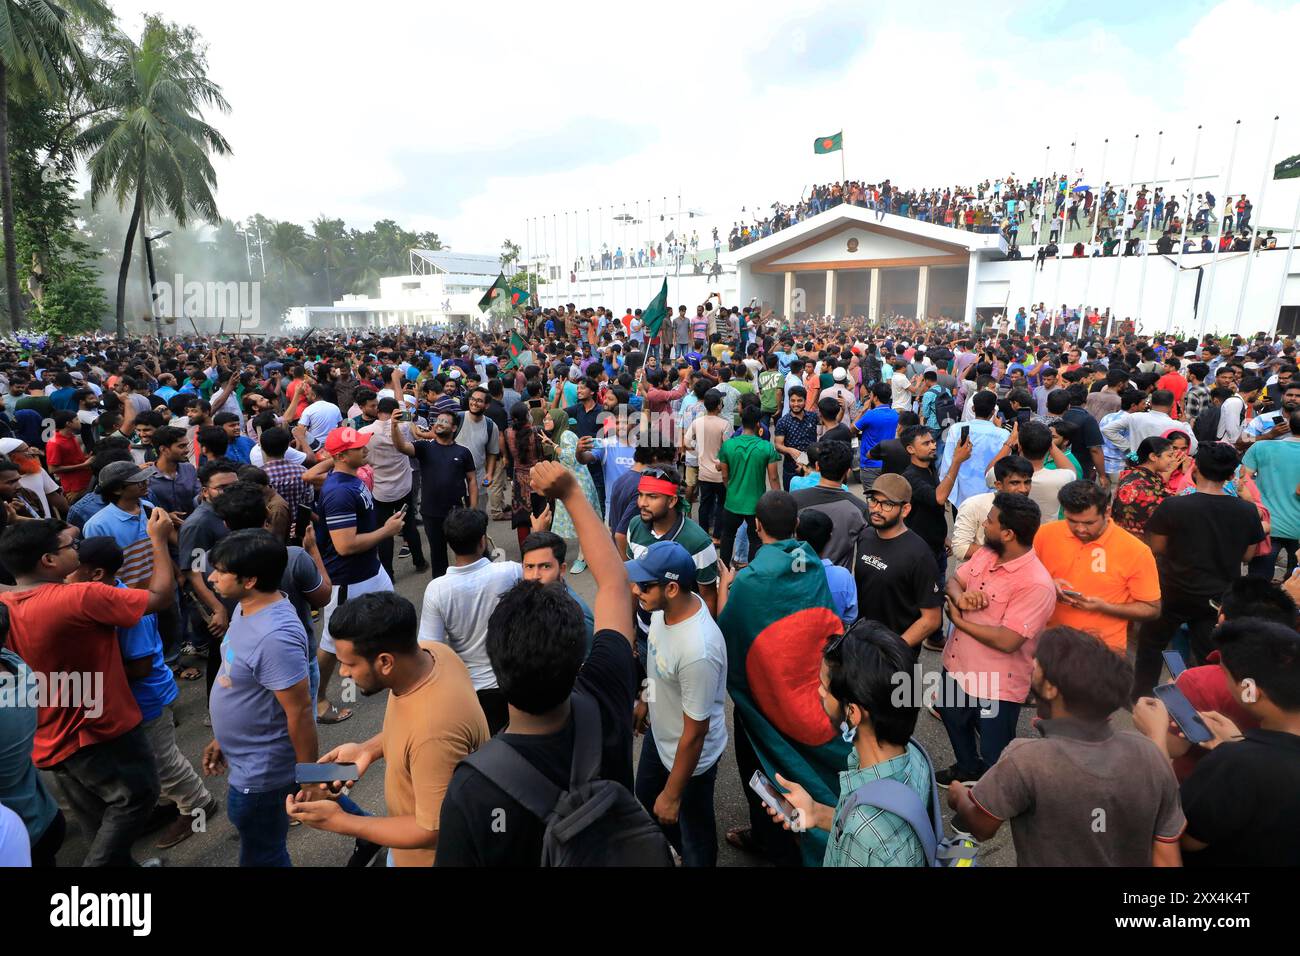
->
<box><xmin>533</xmin><ymin>204</ymin><xmax>1300</xmax><ymax>338</ymax></box>
<box><xmin>301</xmin><ymin>250</ymin><xmax>505</xmax><ymax>329</ymax></box>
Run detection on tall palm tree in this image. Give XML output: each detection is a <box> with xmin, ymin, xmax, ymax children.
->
<box><xmin>266</xmin><ymin>220</ymin><xmax>307</xmax><ymax>278</ymax></box>
<box><xmin>310</xmin><ymin>215</ymin><xmax>346</xmax><ymax>302</ymax></box>
<box><xmin>0</xmin><ymin>0</ymin><xmax>113</xmax><ymax>333</ymax></box>
<box><xmin>75</xmin><ymin>15</ymin><xmax>231</xmax><ymax>338</ymax></box>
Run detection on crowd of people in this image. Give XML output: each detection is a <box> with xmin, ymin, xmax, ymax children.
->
<box><xmin>0</xmin><ymin>294</ymin><xmax>1297</xmax><ymax>870</ymax></box>
<box><xmin>725</xmin><ymin>175</ymin><xmax>1278</xmax><ymax>265</ymax></box>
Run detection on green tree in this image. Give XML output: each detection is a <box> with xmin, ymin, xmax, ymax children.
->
<box><xmin>76</xmin><ymin>14</ymin><xmax>231</xmax><ymax>338</ymax></box>
<box><xmin>0</xmin><ymin>0</ymin><xmax>113</xmax><ymax>333</ymax></box>
<box><xmin>266</xmin><ymin>220</ymin><xmax>308</xmax><ymax>278</ymax></box>
<box><xmin>309</xmin><ymin>215</ymin><xmax>346</xmax><ymax>302</ymax></box>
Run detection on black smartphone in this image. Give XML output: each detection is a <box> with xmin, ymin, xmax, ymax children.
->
<box><xmin>1153</xmin><ymin>683</ymin><xmax>1212</xmax><ymax>745</ymax></box>
<box><xmin>959</xmin><ymin>424</ymin><xmax>970</xmax><ymax>444</ymax></box>
<box><xmin>1162</xmin><ymin>650</ymin><xmax>1188</xmax><ymax>680</ymax></box>
<box><xmin>288</xmin><ymin>504</ymin><xmax>314</xmax><ymax>547</ymax></box>
<box><xmin>295</xmin><ymin>762</ymin><xmax>359</xmax><ymax>785</ymax></box>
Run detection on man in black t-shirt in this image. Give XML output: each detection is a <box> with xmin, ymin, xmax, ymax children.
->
<box><xmin>854</xmin><ymin>473</ymin><xmax>943</xmax><ymax>652</ymax></box>
<box><xmin>436</xmin><ymin>460</ymin><xmax>638</xmax><ymax>867</ymax></box>
<box><xmin>412</xmin><ymin>410</ymin><xmax>478</xmax><ymax>579</ymax></box>
<box><xmin>1134</xmin><ymin>618</ymin><xmax>1300</xmax><ymax>866</ymax></box>
<box><xmin>1132</xmin><ymin>443</ymin><xmax>1265</xmax><ymax>698</ymax></box>
<box><xmin>900</xmin><ymin>424</ymin><xmax>967</xmax><ymax>579</ymax></box>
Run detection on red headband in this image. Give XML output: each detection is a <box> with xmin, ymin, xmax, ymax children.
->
<box><xmin>638</xmin><ymin>476</ymin><xmax>679</xmax><ymax>497</ymax></box>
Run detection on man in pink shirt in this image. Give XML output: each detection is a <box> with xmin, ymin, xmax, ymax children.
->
<box><xmin>936</xmin><ymin>491</ymin><xmax>1057</xmax><ymax>786</ymax></box>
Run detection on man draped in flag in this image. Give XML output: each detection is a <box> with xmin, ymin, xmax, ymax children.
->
<box><xmin>717</xmin><ymin>490</ymin><xmax>848</xmax><ymax>866</ymax></box>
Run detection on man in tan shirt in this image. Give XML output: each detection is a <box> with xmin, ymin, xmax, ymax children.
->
<box><xmin>287</xmin><ymin>591</ymin><xmax>488</xmax><ymax>865</ymax></box>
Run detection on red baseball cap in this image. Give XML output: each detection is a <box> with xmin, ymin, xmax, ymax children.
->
<box><xmin>324</xmin><ymin>426</ymin><xmax>371</xmax><ymax>456</ymax></box>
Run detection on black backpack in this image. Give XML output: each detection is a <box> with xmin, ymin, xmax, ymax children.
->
<box><xmin>931</xmin><ymin>388</ymin><xmax>960</xmax><ymax>433</ymax></box>
<box><xmin>463</xmin><ymin>694</ymin><xmax>674</xmax><ymax>867</ymax></box>
<box><xmin>1192</xmin><ymin>403</ymin><xmax>1221</xmax><ymax>443</ymax></box>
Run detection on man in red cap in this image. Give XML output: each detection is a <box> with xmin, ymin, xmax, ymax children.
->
<box><xmin>313</xmin><ymin>426</ymin><xmax>406</xmax><ymax>723</ymax></box>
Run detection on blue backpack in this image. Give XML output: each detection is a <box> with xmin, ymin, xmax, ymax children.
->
<box><xmin>833</xmin><ymin>739</ymin><xmax>978</xmax><ymax>867</ymax></box>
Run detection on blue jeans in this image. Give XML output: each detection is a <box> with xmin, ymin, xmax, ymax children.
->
<box><xmin>634</xmin><ymin>738</ymin><xmax>720</xmax><ymax>866</ymax></box>
<box><xmin>936</xmin><ymin>669</ymin><xmax>1020</xmax><ymax>777</ymax></box>
<box><xmin>227</xmin><ymin>783</ymin><xmax>296</xmax><ymax>867</ymax></box>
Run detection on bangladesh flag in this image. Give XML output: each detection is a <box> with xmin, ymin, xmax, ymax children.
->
<box><xmin>814</xmin><ymin>131</ymin><xmax>842</xmax><ymax>154</ymax></box>
<box><xmin>642</xmin><ymin>277</ymin><xmax>669</xmax><ymax>340</ymax></box>
<box><xmin>477</xmin><ymin>272</ymin><xmax>510</xmax><ymax>312</ymax></box>
<box><xmin>1275</xmin><ymin>153</ymin><xmax>1300</xmax><ymax>181</ymax></box>
<box><xmin>504</xmin><ymin>330</ymin><xmax>531</xmax><ymax>370</ymax></box>
<box><xmin>509</xmin><ymin>286</ymin><xmax>530</xmax><ymax>307</ymax></box>
<box><xmin>717</xmin><ymin>538</ymin><xmax>848</xmax><ymax>866</ymax></box>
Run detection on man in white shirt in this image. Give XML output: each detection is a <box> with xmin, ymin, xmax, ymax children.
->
<box><xmin>889</xmin><ymin>359</ymin><xmax>912</xmax><ymax>412</ymax></box>
<box><xmin>417</xmin><ymin>507</ymin><xmax>522</xmax><ymax>735</ymax></box>
<box><xmin>1110</xmin><ymin>389</ymin><xmax>1196</xmax><ymax>455</ymax></box>
<box><xmin>627</xmin><ymin>539</ymin><xmax>728</xmax><ymax>867</ymax></box>
<box><xmin>300</xmin><ymin>382</ymin><xmax>344</xmax><ymax>450</ymax></box>
<box><xmin>1218</xmin><ymin>375</ymin><xmax>1262</xmax><ymax>444</ymax></box>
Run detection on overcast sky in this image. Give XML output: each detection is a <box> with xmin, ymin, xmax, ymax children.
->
<box><xmin>104</xmin><ymin>0</ymin><xmax>1300</xmax><ymax>257</ymax></box>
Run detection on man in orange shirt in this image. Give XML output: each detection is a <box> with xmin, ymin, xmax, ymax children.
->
<box><xmin>1032</xmin><ymin>479</ymin><xmax>1161</xmax><ymax>654</ymax></box>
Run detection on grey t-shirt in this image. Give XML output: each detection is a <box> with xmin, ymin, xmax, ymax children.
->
<box><xmin>209</xmin><ymin>597</ymin><xmax>310</xmax><ymax>791</ymax></box>
<box><xmin>971</xmin><ymin>719</ymin><xmax>1185</xmax><ymax>866</ymax></box>
<box><xmin>455</xmin><ymin>413</ymin><xmax>500</xmax><ymax>472</ymax></box>
<box><xmin>281</xmin><ymin>546</ymin><xmax>323</xmax><ymax>654</ymax></box>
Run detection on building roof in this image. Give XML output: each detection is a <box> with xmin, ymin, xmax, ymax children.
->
<box><xmin>726</xmin><ymin>204</ymin><xmax>1006</xmax><ymax>267</ymax></box>
<box><xmin>411</xmin><ymin>249</ymin><xmax>503</xmax><ymax>276</ymax></box>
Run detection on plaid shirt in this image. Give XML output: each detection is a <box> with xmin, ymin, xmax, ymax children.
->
<box><xmin>824</xmin><ymin>742</ymin><xmax>930</xmax><ymax>867</ymax></box>
<box><xmin>1184</xmin><ymin>383</ymin><xmax>1210</xmax><ymax>424</ymax></box>
<box><xmin>262</xmin><ymin>457</ymin><xmax>313</xmax><ymax>531</ymax></box>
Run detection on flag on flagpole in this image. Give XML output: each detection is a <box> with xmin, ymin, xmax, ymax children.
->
<box><xmin>477</xmin><ymin>273</ymin><xmax>510</xmax><ymax>312</ymax></box>
<box><xmin>813</xmin><ymin>132</ymin><xmax>842</xmax><ymax>154</ymax></box>
<box><xmin>509</xmin><ymin>286</ymin><xmax>530</xmax><ymax>307</ymax></box>
<box><xmin>1275</xmin><ymin>153</ymin><xmax>1300</xmax><ymax>181</ymax></box>
<box><xmin>641</xmin><ymin>277</ymin><xmax>669</xmax><ymax>340</ymax></box>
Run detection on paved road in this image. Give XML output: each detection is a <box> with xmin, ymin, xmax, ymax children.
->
<box><xmin>53</xmin><ymin>513</ymin><xmax>1024</xmax><ymax>868</ymax></box>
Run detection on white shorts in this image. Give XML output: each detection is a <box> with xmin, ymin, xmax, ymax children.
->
<box><xmin>318</xmin><ymin>565</ymin><xmax>394</xmax><ymax>654</ymax></box>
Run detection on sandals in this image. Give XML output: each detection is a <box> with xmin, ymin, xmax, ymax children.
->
<box><xmin>317</xmin><ymin>704</ymin><xmax>353</xmax><ymax>724</ymax></box>
<box><xmin>171</xmin><ymin>664</ymin><xmax>202</xmax><ymax>681</ymax></box>
<box><xmin>726</xmin><ymin>825</ymin><xmax>762</xmax><ymax>854</ymax></box>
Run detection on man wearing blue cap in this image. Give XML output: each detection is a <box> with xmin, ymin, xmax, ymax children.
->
<box><xmin>626</xmin><ymin>540</ymin><xmax>728</xmax><ymax>867</ymax></box>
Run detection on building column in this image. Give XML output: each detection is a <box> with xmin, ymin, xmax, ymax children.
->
<box><xmin>869</xmin><ymin>268</ymin><xmax>880</xmax><ymax>324</ymax></box>
<box><xmin>916</xmin><ymin>265</ymin><xmax>929</xmax><ymax>322</ymax></box>
<box><xmin>783</xmin><ymin>271</ymin><xmax>794</xmax><ymax>318</ymax></box>
<box><xmin>963</xmin><ymin>253</ymin><xmax>980</xmax><ymax>329</ymax></box>
<box><xmin>825</xmin><ymin>270</ymin><xmax>837</xmax><ymax>319</ymax></box>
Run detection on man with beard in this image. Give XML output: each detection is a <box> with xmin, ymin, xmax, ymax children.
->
<box><xmin>900</xmin><ymin>425</ymin><xmax>969</xmax><ymax>581</ymax></box>
<box><xmin>761</xmin><ymin>620</ymin><xmax>939</xmax><ymax>867</ymax></box>
<box><xmin>853</xmin><ymin>474</ymin><xmax>942</xmax><ymax>652</ymax></box>
<box><xmin>412</xmin><ymin>410</ymin><xmax>478</xmax><ymax>579</ymax></box>
<box><xmin>287</xmin><ymin>591</ymin><xmax>488</xmax><ymax>866</ymax></box>
<box><xmin>948</xmin><ymin>626</ymin><xmax>1184</xmax><ymax>867</ymax></box>
<box><xmin>1242</xmin><ymin>380</ymin><xmax>1300</xmax><ymax>443</ymax></box>
<box><xmin>936</xmin><ymin>493</ymin><xmax>1056</xmax><ymax>786</ymax></box>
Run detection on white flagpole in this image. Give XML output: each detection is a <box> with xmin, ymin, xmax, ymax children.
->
<box><xmin>1199</xmin><ymin>119</ymin><xmax>1241</xmax><ymax>339</ymax></box>
<box><xmin>1106</xmin><ymin>135</ymin><xmax>1141</xmax><ymax>322</ymax></box>
<box><xmin>1233</xmin><ymin>115</ymin><xmax>1280</xmax><ymax>336</ymax></box>
<box><xmin>1165</xmin><ymin>125</ymin><xmax>1204</xmax><ymax>336</ymax></box>
<box><xmin>1079</xmin><ymin>137</ymin><xmax>1111</xmax><ymax>310</ymax></box>
<box><xmin>1271</xmin><ymin>192</ymin><xmax>1300</xmax><ymax>334</ymax></box>
<box><xmin>1136</xmin><ymin>130</ymin><xmax>1165</xmax><ymax>334</ymax></box>
<box><xmin>1049</xmin><ymin>141</ymin><xmax>1078</xmax><ymax>317</ymax></box>
<box><xmin>1026</xmin><ymin>144</ymin><xmax>1051</xmax><ymax>312</ymax></box>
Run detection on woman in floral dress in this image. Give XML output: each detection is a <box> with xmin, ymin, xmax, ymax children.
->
<box><xmin>1111</xmin><ymin>436</ymin><xmax>1178</xmax><ymax>538</ymax></box>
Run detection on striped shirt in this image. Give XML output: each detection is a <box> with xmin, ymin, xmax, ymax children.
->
<box><xmin>82</xmin><ymin>502</ymin><xmax>155</xmax><ymax>589</ymax></box>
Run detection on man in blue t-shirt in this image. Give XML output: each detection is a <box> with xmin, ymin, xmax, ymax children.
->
<box><xmin>853</xmin><ymin>383</ymin><xmax>900</xmax><ymax>477</ymax></box>
<box><xmin>71</xmin><ymin>537</ymin><xmax>217</xmax><ymax>850</ymax></box>
<box><xmin>311</xmin><ymin>426</ymin><xmax>406</xmax><ymax>724</ymax></box>
<box><xmin>204</xmin><ymin>528</ymin><xmax>316</xmax><ymax>867</ymax></box>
